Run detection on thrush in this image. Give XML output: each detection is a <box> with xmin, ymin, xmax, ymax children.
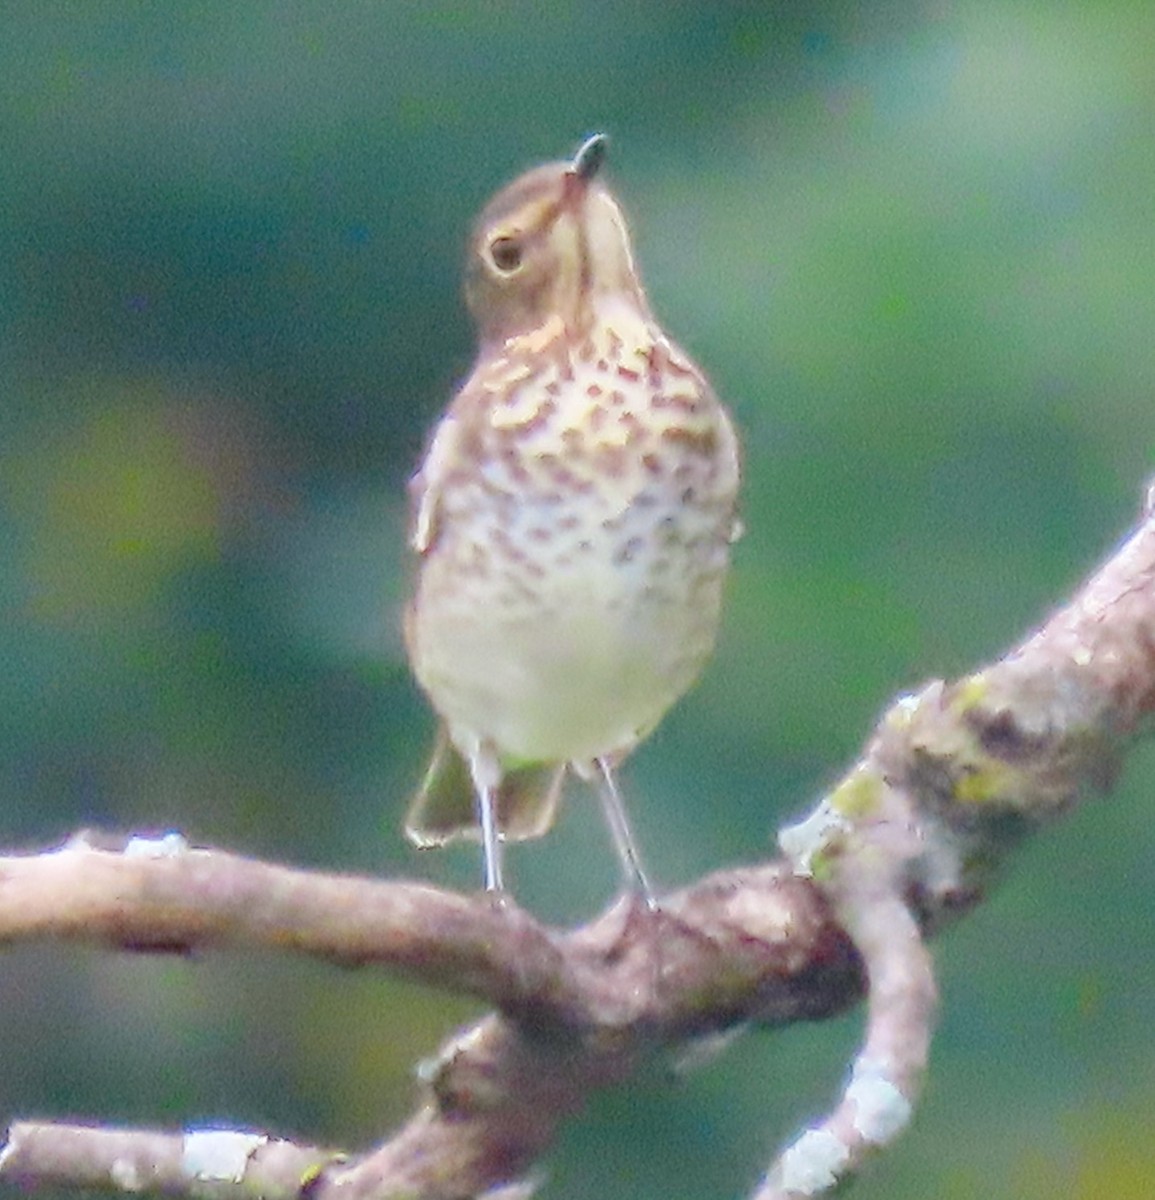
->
<box><xmin>404</xmin><ymin>134</ymin><xmax>741</xmax><ymax>899</ymax></box>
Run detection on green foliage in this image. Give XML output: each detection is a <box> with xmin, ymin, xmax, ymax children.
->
<box><xmin>3</xmin><ymin>3</ymin><xmax>1155</xmax><ymax>1198</ymax></box>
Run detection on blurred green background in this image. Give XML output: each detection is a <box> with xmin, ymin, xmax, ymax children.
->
<box><xmin>3</xmin><ymin>2</ymin><xmax>1155</xmax><ymax>1197</ymax></box>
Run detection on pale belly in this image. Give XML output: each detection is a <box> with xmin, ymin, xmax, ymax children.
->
<box><xmin>409</xmin><ymin>542</ymin><xmax>727</xmax><ymax>764</ymax></box>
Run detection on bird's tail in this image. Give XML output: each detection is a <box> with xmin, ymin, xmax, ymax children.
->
<box><xmin>405</xmin><ymin>726</ymin><xmax>567</xmax><ymax>846</ymax></box>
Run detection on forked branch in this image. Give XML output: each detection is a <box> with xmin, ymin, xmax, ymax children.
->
<box><xmin>3</xmin><ymin>481</ymin><xmax>1155</xmax><ymax>1200</ymax></box>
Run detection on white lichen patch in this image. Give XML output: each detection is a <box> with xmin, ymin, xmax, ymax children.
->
<box><xmin>59</xmin><ymin>831</ymin><xmax>105</xmax><ymax>853</ymax></box>
<box><xmin>123</xmin><ymin>832</ymin><xmax>189</xmax><ymax>859</ymax></box>
<box><xmin>109</xmin><ymin>1157</ymin><xmax>144</xmax><ymax>1192</ymax></box>
<box><xmin>846</xmin><ymin>1059</ymin><xmax>912</xmax><ymax>1145</ymax></box>
<box><xmin>772</xmin><ymin>1128</ymin><xmax>850</xmax><ymax>1195</ymax></box>
<box><xmin>777</xmin><ymin>802</ymin><xmax>850</xmax><ymax>878</ymax></box>
<box><xmin>181</xmin><ymin>1129</ymin><xmax>265</xmax><ymax>1183</ymax></box>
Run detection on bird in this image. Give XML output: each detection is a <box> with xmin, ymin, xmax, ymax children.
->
<box><xmin>404</xmin><ymin>134</ymin><xmax>741</xmax><ymax>901</ymax></box>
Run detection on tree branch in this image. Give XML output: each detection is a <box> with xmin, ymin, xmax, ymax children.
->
<box><xmin>0</xmin><ymin>838</ymin><xmax>856</xmax><ymax>1035</ymax></box>
<box><xmin>3</xmin><ymin>483</ymin><xmax>1155</xmax><ymax>1199</ymax></box>
<box><xmin>0</xmin><ymin>1125</ymin><xmax>340</xmax><ymax>1200</ymax></box>
<box><xmin>0</xmin><ymin>845</ymin><xmax>858</xmax><ymax>1199</ymax></box>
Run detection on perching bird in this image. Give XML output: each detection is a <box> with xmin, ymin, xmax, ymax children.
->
<box><xmin>404</xmin><ymin>135</ymin><xmax>740</xmax><ymax>899</ymax></box>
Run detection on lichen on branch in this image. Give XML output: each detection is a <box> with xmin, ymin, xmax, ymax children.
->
<box><xmin>3</xmin><ymin>484</ymin><xmax>1155</xmax><ymax>1200</ymax></box>
<box><xmin>764</xmin><ymin>483</ymin><xmax>1155</xmax><ymax>1198</ymax></box>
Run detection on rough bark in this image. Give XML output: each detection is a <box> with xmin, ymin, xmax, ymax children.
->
<box><xmin>3</xmin><ymin>484</ymin><xmax>1154</xmax><ymax>1200</ymax></box>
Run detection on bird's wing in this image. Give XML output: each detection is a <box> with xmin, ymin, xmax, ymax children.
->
<box><xmin>408</xmin><ymin>412</ymin><xmax>462</xmax><ymax>556</ymax></box>
<box><xmin>409</xmin><ymin>352</ymin><xmax>511</xmax><ymax>557</ymax></box>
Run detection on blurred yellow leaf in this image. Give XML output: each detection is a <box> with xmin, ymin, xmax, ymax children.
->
<box><xmin>7</xmin><ymin>381</ymin><xmax>226</xmax><ymax>622</ymax></box>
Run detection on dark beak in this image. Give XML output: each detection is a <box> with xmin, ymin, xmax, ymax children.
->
<box><xmin>570</xmin><ymin>133</ymin><xmax>608</xmax><ymax>182</ymax></box>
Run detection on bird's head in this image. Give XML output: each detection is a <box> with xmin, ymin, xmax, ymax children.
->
<box><xmin>464</xmin><ymin>134</ymin><xmax>649</xmax><ymax>346</ymax></box>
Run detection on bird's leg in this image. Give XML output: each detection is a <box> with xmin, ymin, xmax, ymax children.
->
<box><xmin>592</xmin><ymin>757</ymin><xmax>656</xmax><ymax>908</ymax></box>
<box><xmin>467</xmin><ymin>742</ymin><xmax>505</xmax><ymax>895</ymax></box>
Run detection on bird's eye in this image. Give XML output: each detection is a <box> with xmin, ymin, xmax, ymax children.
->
<box><xmin>488</xmin><ymin>235</ymin><xmax>524</xmax><ymax>274</ymax></box>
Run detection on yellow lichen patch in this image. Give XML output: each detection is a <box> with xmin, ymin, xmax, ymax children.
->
<box><xmin>830</xmin><ymin>768</ymin><xmax>882</xmax><ymax>819</ymax></box>
<box><xmin>299</xmin><ymin>1162</ymin><xmax>325</xmax><ymax>1189</ymax></box>
<box><xmin>808</xmin><ymin>841</ymin><xmax>843</xmax><ymax>885</ymax></box>
<box><xmin>884</xmin><ymin>688</ymin><xmax>929</xmax><ymax>733</ymax></box>
<box><xmin>953</xmin><ymin>761</ymin><xmax>1013</xmax><ymax>805</ymax></box>
<box><xmin>950</xmin><ymin>671</ymin><xmax>991</xmax><ymax>714</ymax></box>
